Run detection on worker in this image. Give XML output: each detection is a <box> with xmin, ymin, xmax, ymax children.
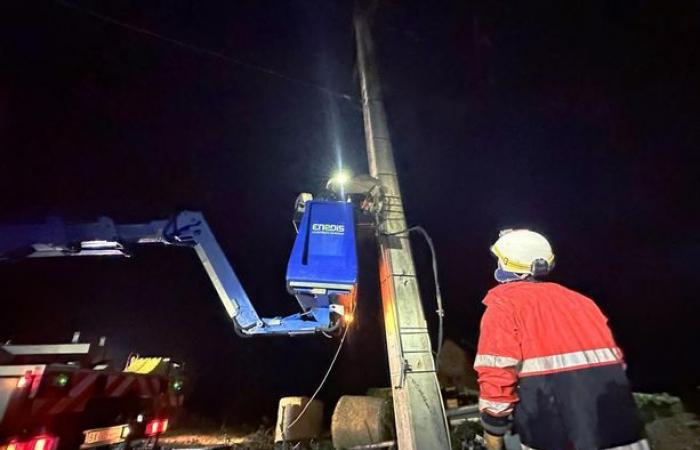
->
<box><xmin>475</xmin><ymin>229</ymin><xmax>648</xmax><ymax>450</ymax></box>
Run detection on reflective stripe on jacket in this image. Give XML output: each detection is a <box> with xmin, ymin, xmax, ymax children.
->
<box><xmin>474</xmin><ymin>281</ymin><xmax>624</xmax><ymax>416</ymax></box>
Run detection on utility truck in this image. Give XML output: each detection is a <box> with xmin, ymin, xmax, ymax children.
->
<box><xmin>0</xmin><ymin>335</ymin><xmax>183</xmax><ymax>450</ymax></box>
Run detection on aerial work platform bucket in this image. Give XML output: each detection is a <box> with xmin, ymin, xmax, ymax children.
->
<box><xmin>286</xmin><ymin>200</ymin><xmax>358</xmax><ymax>313</ymax></box>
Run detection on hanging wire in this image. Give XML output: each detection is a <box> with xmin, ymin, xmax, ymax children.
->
<box><xmin>284</xmin><ymin>324</ymin><xmax>349</xmax><ymax>432</ymax></box>
<box><xmin>384</xmin><ymin>225</ymin><xmax>445</xmax><ymax>369</ymax></box>
<box><xmin>54</xmin><ymin>0</ymin><xmax>357</xmax><ymax>103</ymax></box>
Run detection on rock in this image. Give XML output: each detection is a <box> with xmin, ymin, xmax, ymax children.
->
<box><xmin>634</xmin><ymin>393</ymin><xmax>700</xmax><ymax>450</ymax></box>
<box><xmin>645</xmin><ymin>414</ymin><xmax>700</xmax><ymax>450</ymax></box>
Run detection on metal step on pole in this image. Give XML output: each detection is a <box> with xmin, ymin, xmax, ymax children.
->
<box><xmin>353</xmin><ymin>11</ymin><xmax>451</xmax><ymax>450</ymax></box>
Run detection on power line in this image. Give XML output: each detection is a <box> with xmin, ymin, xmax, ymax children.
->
<box><xmin>54</xmin><ymin>0</ymin><xmax>357</xmax><ymax>103</ymax></box>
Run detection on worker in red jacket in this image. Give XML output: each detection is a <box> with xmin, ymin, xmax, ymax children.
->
<box><xmin>475</xmin><ymin>229</ymin><xmax>648</xmax><ymax>450</ymax></box>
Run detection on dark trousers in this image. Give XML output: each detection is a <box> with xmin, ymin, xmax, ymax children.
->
<box><xmin>514</xmin><ymin>364</ymin><xmax>643</xmax><ymax>450</ymax></box>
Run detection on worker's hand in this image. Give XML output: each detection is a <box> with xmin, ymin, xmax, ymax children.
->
<box><xmin>483</xmin><ymin>431</ymin><xmax>504</xmax><ymax>450</ymax></box>
<box><xmin>480</xmin><ymin>411</ymin><xmax>510</xmax><ymax>449</ymax></box>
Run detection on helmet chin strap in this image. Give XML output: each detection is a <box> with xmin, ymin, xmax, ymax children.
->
<box><xmin>494</xmin><ymin>267</ymin><xmax>530</xmax><ymax>283</ymax></box>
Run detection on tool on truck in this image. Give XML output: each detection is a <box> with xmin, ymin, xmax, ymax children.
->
<box><xmin>0</xmin><ymin>335</ymin><xmax>183</xmax><ymax>450</ymax></box>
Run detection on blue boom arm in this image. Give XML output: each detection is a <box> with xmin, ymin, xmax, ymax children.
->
<box><xmin>0</xmin><ymin>204</ymin><xmax>357</xmax><ymax>337</ymax></box>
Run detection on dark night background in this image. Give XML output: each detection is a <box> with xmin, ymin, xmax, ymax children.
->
<box><xmin>1</xmin><ymin>1</ymin><xmax>699</xmax><ymax>424</ymax></box>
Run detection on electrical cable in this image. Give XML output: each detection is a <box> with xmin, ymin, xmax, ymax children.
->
<box><xmin>285</xmin><ymin>323</ymin><xmax>349</xmax><ymax>432</ymax></box>
<box><xmin>383</xmin><ymin>225</ymin><xmax>452</xmax><ymax>440</ymax></box>
<box><xmin>384</xmin><ymin>226</ymin><xmax>445</xmax><ymax>369</ymax></box>
<box><xmin>53</xmin><ymin>0</ymin><xmax>357</xmax><ymax>103</ymax></box>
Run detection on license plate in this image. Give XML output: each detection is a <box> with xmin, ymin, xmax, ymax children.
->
<box><xmin>82</xmin><ymin>424</ymin><xmax>129</xmax><ymax>448</ymax></box>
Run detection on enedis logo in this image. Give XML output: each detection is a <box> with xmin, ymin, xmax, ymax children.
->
<box><xmin>311</xmin><ymin>223</ymin><xmax>345</xmax><ymax>235</ymax></box>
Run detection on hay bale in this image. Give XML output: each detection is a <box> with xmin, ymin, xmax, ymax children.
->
<box><xmin>366</xmin><ymin>387</ymin><xmax>394</xmax><ymax>402</ymax></box>
<box><xmin>332</xmin><ymin>395</ymin><xmax>394</xmax><ymax>449</ymax></box>
<box><xmin>274</xmin><ymin>396</ymin><xmax>323</xmax><ymax>443</ymax></box>
<box><xmin>438</xmin><ymin>339</ymin><xmax>478</xmax><ymax>391</ymax></box>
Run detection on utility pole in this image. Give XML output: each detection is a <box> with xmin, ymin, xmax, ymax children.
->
<box><xmin>354</xmin><ymin>12</ymin><xmax>451</xmax><ymax>450</ymax></box>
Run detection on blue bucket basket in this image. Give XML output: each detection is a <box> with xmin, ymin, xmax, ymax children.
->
<box><xmin>286</xmin><ymin>201</ymin><xmax>358</xmax><ymax>302</ymax></box>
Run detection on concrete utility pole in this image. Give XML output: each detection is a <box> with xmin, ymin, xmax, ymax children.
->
<box><xmin>354</xmin><ymin>13</ymin><xmax>451</xmax><ymax>450</ymax></box>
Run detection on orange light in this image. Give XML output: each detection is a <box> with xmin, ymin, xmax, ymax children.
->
<box><xmin>337</xmin><ymin>291</ymin><xmax>356</xmax><ymax>325</ymax></box>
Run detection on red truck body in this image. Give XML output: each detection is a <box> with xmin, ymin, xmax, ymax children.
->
<box><xmin>0</xmin><ymin>339</ymin><xmax>183</xmax><ymax>450</ymax></box>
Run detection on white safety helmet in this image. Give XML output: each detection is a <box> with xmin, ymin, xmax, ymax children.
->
<box><xmin>491</xmin><ymin>229</ymin><xmax>555</xmax><ymax>283</ymax></box>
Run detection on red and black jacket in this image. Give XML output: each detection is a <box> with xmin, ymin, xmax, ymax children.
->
<box><xmin>474</xmin><ymin>281</ymin><xmax>624</xmax><ymax>417</ymax></box>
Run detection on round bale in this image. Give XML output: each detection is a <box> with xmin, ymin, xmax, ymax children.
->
<box><xmin>332</xmin><ymin>395</ymin><xmax>394</xmax><ymax>449</ymax></box>
<box><xmin>274</xmin><ymin>396</ymin><xmax>324</xmax><ymax>443</ymax></box>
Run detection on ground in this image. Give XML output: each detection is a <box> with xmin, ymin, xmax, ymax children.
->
<box><xmin>160</xmin><ymin>393</ymin><xmax>700</xmax><ymax>449</ymax></box>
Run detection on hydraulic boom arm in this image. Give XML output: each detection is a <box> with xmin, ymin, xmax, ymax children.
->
<box><xmin>0</xmin><ymin>207</ymin><xmax>356</xmax><ymax>336</ymax></box>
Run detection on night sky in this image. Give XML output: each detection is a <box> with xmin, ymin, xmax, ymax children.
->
<box><xmin>1</xmin><ymin>1</ymin><xmax>698</xmax><ymax>423</ymax></box>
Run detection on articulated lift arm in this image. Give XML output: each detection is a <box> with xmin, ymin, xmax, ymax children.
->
<box><xmin>0</xmin><ymin>205</ymin><xmax>357</xmax><ymax>337</ymax></box>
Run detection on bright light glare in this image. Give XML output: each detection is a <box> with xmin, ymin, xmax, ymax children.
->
<box><xmin>331</xmin><ymin>170</ymin><xmax>350</xmax><ymax>186</ymax></box>
<box><xmin>344</xmin><ymin>313</ymin><xmax>355</xmax><ymax>324</ymax></box>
